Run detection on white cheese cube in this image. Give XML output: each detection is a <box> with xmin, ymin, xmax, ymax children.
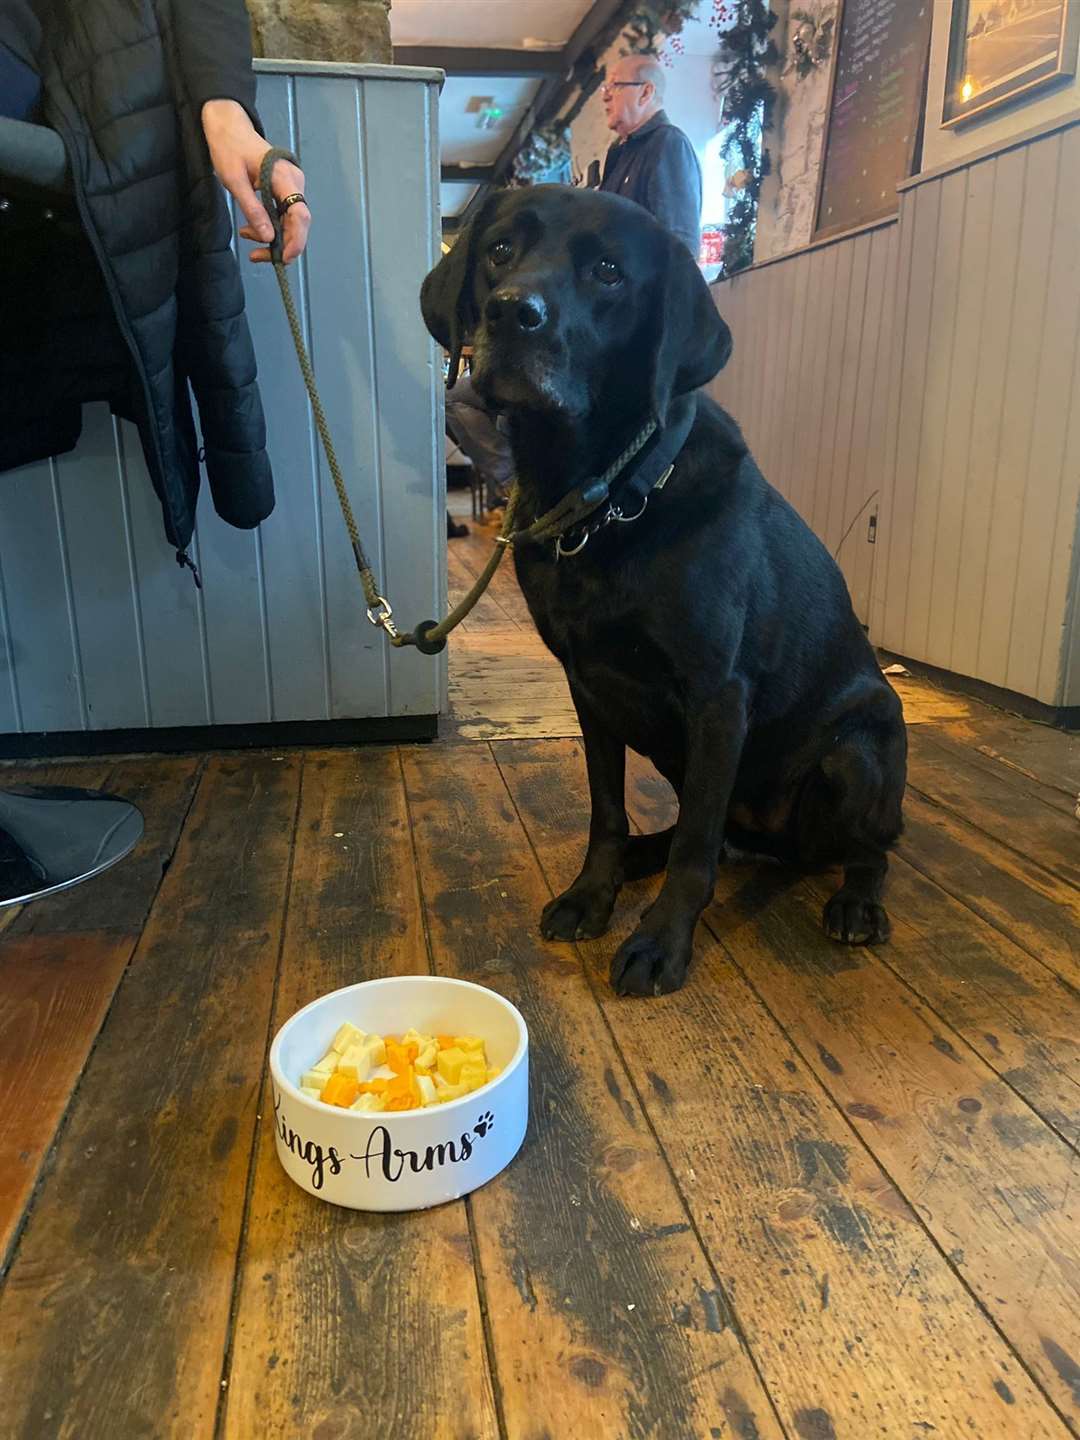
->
<box><xmin>332</xmin><ymin>1022</ymin><xmax>365</xmax><ymax>1053</ymax></box>
<box><xmin>336</xmin><ymin>1044</ymin><xmax>374</xmax><ymax>1083</ymax></box>
<box><xmin>349</xmin><ymin>1092</ymin><xmax>385</xmax><ymax>1112</ymax></box>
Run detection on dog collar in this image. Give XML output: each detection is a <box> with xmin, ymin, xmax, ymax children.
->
<box><xmin>508</xmin><ymin>394</ymin><xmax>697</xmax><ymax>559</ymax></box>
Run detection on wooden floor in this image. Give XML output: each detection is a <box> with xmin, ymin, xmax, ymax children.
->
<box><xmin>1</xmin><ymin>504</ymin><xmax>1079</xmax><ymax>1438</ymax></box>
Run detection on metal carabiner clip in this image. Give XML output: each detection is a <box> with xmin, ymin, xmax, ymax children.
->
<box><xmin>611</xmin><ymin>494</ymin><xmax>649</xmax><ymax>524</ymax></box>
<box><xmin>555</xmin><ymin>529</ymin><xmax>591</xmax><ymax>560</ymax></box>
<box><xmin>366</xmin><ymin>594</ymin><xmax>399</xmax><ymax>639</ymax></box>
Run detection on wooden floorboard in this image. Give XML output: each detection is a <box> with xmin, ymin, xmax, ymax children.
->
<box><xmin>222</xmin><ymin>750</ymin><xmax>499</xmax><ymax>1440</ymax></box>
<box><xmin>0</xmin><ymin>756</ymin><xmax>202</xmax><ymax>1268</ymax></box>
<box><xmin>402</xmin><ymin>743</ymin><xmax>782</xmax><ymax>1439</ymax></box>
<box><xmin>497</xmin><ymin>738</ymin><xmax>1069</xmax><ymax>1438</ymax></box>
<box><xmin>0</xmin><ymin>755</ymin><xmax>301</xmax><ymax>1438</ymax></box>
<box><xmin>2</xmin><ymin>545</ymin><xmax>1078</xmax><ymax>1437</ymax></box>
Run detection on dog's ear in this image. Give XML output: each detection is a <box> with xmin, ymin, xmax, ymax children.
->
<box><xmin>420</xmin><ymin>196</ymin><xmax>496</xmax><ymax>388</ymax></box>
<box><xmin>649</xmin><ymin>238</ymin><xmax>733</xmax><ymax>425</ymax></box>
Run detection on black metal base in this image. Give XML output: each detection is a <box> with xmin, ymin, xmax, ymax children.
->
<box><xmin>0</xmin><ymin>714</ymin><xmax>440</xmax><ymax>761</ymax></box>
<box><xmin>1</xmin><ymin>786</ymin><xmax>144</xmax><ymax>906</ymax></box>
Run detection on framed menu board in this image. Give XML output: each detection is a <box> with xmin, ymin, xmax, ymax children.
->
<box><xmin>813</xmin><ymin>0</ymin><xmax>933</xmax><ymax>241</ymax></box>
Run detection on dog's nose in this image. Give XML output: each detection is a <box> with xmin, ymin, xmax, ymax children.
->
<box><xmin>485</xmin><ymin>287</ymin><xmax>548</xmax><ymax>333</ymax></box>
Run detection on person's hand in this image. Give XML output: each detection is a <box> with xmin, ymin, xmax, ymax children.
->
<box><xmin>200</xmin><ymin>99</ymin><xmax>311</xmax><ymax>263</ymax></box>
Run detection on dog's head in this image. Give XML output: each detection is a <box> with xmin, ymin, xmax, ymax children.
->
<box><xmin>421</xmin><ymin>185</ymin><xmax>732</xmax><ymax>429</ymax></box>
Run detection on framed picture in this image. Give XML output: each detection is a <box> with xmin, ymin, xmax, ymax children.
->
<box><xmin>943</xmin><ymin>0</ymin><xmax>1080</xmax><ymax>127</ymax></box>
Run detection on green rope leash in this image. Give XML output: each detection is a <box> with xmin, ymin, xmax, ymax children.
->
<box><xmin>256</xmin><ymin>148</ymin><xmax>654</xmax><ymax>654</ymax></box>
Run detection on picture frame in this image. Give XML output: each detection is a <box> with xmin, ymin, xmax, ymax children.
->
<box><xmin>943</xmin><ymin>0</ymin><xmax>1080</xmax><ymax>127</ymax></box>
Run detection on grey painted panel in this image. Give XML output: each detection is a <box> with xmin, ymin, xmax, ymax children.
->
<box><xmin>903</xmin><ymin>166</ymin><xmax>966</xmax><ymax>665</ymax></box>
<box><xmin>827</xmin><ymin>235</ymin><xmax>871</xmax><ymax>568</ymax></box>
<box><xmin>0</xmin><ymin>460</ymin><xmax>83</xmax><ymax>732</ymax></box>
<box><xmin>707</xmin><ymin>124</ymin><xmax>1080</xmax><ymax>692</ymax></box>
<box><xmin>925</xmin><ymin>160</ymin><xmax>994</xmax><ymax>671</ymax></box>
<box><xmin>360</xmin><ymin>77</ymin><xmax>445</xmax><ymax>719</ymax></box>
<box><xmin>978</xmin><ymin>136</ymin><xmax>1060</xmax><ymax>689</ymax></box>
<box><xmin>747</xmin><ymin>261</ymin><xmax>773</xmax><ymax>455</ymax></box>
<box><xmin>1035</xmin><ymin>127</ymin><xmax>1080</xmax><ymax>705</ymax></box>
<box><xmin>793</xmin><ymin>246</ymin><xmax>834</xmax><ymax>525</ymax></box>
<box><xmin>950</xmin><ymin>149</ymin><xmax>1026</xmax><ymax>675</ymax></box>
<box><xmin>778</xmin><ymin>255</ymin><xmax>812</xmax><ymax>504</ymax></box>
<box><xmin>295</xmin><ymin>75</ymin><xmax>389</xmax><ymax>720</ymax></box>
<box><xmin>766</xmin><ymin>258</ymin><xmax>797</xmax><ymax>493</ymax></box>
<box><xmin>0</xmin><ymin>66</ymin><xmax>442</xmax><ymax>739</ymax></box>
<box><xmin>119</xmin><ymin>419</ymin><xmax>212</xmax><ymax>728</ymax></box>
<box><xmin>883</xmin><ymin>180</ymin><xmax>941</xmax><ymax>656</ymax></box>
<box><xmin>1061</xmin><ymin>486</ymin><xmax>1080</xmax><ymax>708</ymax></box>
<box><xmin>812</xmin><ymin>240</ymin><xmax>853</xmax><ymax>541</ymax></box>
<box><xmin>845</xmin><ymin>230</ymin><xmax>889</xmax><ymax>623</ymax></box>
<box><xmin>241</xmin><ymin>74</ymin><xmax>329</xmax><ymax>723</ymax></box>
<box><xmin>871</xmin><ymin>215</ymin><xmax>907</xmax><ymax>646</ymax></box>
<box><xmin>53</xmin><ymin>406</ymin><xmax>149</xmax><ymax>731</ymax></box>
<box><xmin>193</xmin><ymin>483</ymin><xmax>271</xmax><ymax>727</ymax></box>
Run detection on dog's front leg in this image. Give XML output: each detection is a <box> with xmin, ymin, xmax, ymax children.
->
<box><xmin>611</xmin><ymin>680</ymin><xmax>748</xmax><ymax>996</ymax></box>
<box><xmin>540</xmin><ymin>688</ymin><xmax>628</xmax><ymax>942</ymax></box>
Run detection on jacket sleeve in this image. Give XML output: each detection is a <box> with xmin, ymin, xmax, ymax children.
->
<box><xmin>171</xmin><ymin>0</ymin><xmax>262</xmax><ymax>132</ymax></box>
<box><xmin>645</xmin><ymin>129</ymin><xmax>703</xmax><ymax>257</ymax></box>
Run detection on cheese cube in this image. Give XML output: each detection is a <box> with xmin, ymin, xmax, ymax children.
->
<box><xmin>460</xmin><ymin>1061</ymin><xmax>488</xmax><ymax>1093</ymax></box>
<box><xmin>332</xmin><ymin>1022</ymin><xmax>365</xmax><ymax>1053</ymax></box>
<box><xmin>365</xmin><ymin>1033</ymin><xmax>387</xmax><ymax>1067</ymax></box>
<box><xmin>402</xmin><ymin>1028</ymin><xmax>439</xmax><ymax>1069</ymax></box>
<box><xmin>435</xmin><ymin>1080</ymin><xmax>469</xmax><ymax>1103</ymax></box>
<box><xmin>300</xmin><ymin>1085</ymin><xmax>322</xmax><ymax>1099</ymax></box>
<box><xmin>416</xmin><ymin>1074</ymin><xmax>438</xmax><ymax>1107</ymax></box>
<box><xmin>455</xmin><ymin>1035</ymin><xmax>485</xmax><ymax>1056</ymax></box>
<box><xmin>302</xmin><ymin>1068</ymin><xmax>335</xmax><ymax>1090</ymax></box>
<box><xmin>437</xmin><ymin>1047</ymin><xmax>471</xmax><ymax>1085</ymax></box>
<box><xmin>350</xmin><ymin>1092</ymin><xmax>385</xmax><ymax>1112</ymax></box>
<box><xmin>336</xmin><ymin>1043</ymin><xmax>374</xmax><ymax>1083</ymax></box>
<box><xmin>310</xmin><ymin>1050</ymin><xmax>338</xmax><ymax>1077</ymax></box>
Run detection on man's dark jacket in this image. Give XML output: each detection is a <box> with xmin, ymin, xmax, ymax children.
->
<box><xmin>0</xmin><ymin>0</ymin><xmax>274</xmax><ymax>563</ymax></box>
<box><xmin>599</xmin><ymin>108</ymin><xmax>702</xmax><ymax>257</ymax></box>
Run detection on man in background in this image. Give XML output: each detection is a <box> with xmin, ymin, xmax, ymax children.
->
<box><xmin>599</xmin><ymin>53</ymin><xmax>702</xmax><ymax>257</ymax></box>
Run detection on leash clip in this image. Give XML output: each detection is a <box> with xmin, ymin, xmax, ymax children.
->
<box><xmin>611</xmin><ymin>494</ymin><xmax>649</xmax><ymax>523</ymax></box>
<box><xmin>366</xmin><ymin>595</ymin><xmax>399</xmax><ymax>640</ymax></box>
<box><xmin>555</xmin><ymin>528</ymin><xmax>591</xmax><ymax>560</ymax></box>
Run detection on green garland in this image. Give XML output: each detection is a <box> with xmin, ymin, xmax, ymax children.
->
<box><xmin>511</xmin><ymin>123</ymin><xmax>574</xmax><ymax>186</ymax></box>
<box><xmin>714</xmin><ymin>2</ymin><xmax>778</xmax><ymax>276</ymax></box>
<box><xmin>790</xmin><ymin>6</ymin><xmax>836</xmax><ymax>80</ymax></box>
<box><xmin>622</xmin><ymin>1</ymin><xmax>700</xmax><ymax>55</ymax></box>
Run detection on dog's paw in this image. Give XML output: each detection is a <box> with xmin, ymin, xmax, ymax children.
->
<box><xmin>823</xmin><ymin>890</ymin><xmax>891</xmax><ymax>945</ymax></box>
<box><xmin>540</xmin><ymin>886</ymin><xmax>615</xmax><ymax>942</ymax></box>
<box><xmin>610</xmin><ymin>930</ymin><xmax>691</xmax><ymax>997</ymax></box>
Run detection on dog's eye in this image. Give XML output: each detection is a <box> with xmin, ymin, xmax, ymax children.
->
<box><xmin>594</xmin><ymin>256</ymin><xmax>623</xmax><ymax>286</ymax></box>
<box><xmin>488</xmin><ymin>239</ymin><xmax>514</xmax><ymax>267</ymax></box>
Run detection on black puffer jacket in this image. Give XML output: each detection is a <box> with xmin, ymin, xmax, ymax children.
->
<box><xmin>0</xmin><ymin>0</ymin><xmax>274</xmax><ymax>565</ymax></box>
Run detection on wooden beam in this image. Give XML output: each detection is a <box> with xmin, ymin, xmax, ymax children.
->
<box><xmin>393</xmin><ymin>46</ymin><xmax>567</xmax><ymax>77</ymax></box>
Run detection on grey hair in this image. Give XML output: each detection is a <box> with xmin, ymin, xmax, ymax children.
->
<box><xmin>628</xmin><ymin>55</ymin><xmax>666</xmax><ymax>103</ymax></box>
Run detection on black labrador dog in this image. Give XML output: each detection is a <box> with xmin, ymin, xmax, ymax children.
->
<box><xmin>422</xmin><ymin>185</ymin><xmax>906</xmax><ymax>997</ymax></box>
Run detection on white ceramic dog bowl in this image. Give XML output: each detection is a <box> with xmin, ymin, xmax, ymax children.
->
<box><xmin>269</xmin><ymin>975</ymin><xmax>529</xmax><ymax>1211</ymax></box>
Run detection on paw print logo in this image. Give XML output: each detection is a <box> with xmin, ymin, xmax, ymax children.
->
<box><xmin>474</xmin><ymin>1111</ymin><xmax>495</xmax><ymax>1139</ymax></box>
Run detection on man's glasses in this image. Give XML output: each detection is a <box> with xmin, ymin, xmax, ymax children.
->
<box><xmin>600</xmin><ymin>81</ymin><xmax>647</xmax><ymax>96</ymax></box>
